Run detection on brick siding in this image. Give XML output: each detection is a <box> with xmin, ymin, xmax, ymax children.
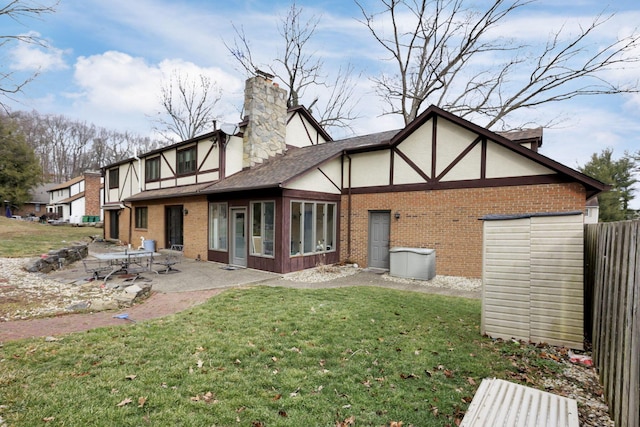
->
<box><xmin>83</xmin><ymin>172</ymin><xmax>102</xmax><ymax>216</ymax></box>
<box><xmin>339</xmin><ymin>183</ymin><xmax>586</xmax><ymax>278</ymax></box>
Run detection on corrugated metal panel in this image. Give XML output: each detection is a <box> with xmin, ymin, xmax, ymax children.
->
<box><xmin>461</xmin><ymin>378</ymin><xmax>579</xmax><ymax>427</ymax></box>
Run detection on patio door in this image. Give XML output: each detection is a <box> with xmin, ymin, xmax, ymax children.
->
<box><xmin>368</xmin><ymin>211</ymin><xmax>390</xmax><ymax>269</ymax></box>
<box><xmin>166</xmin><ymin>205</ymin><xmax>184</xmax><ymax>247</ymax></box>
<box><xmin>230</xmin><ymin>208</ymin><xmax>247</xmax><ymax>267</ymax></box>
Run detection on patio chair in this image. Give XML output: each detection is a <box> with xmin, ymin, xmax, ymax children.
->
<box><xmin>154</xmin><ymin>244</ymin><xmax>184</xmax><ymax>274</ymax></box>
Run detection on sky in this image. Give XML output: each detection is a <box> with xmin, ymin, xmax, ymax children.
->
<box><xmin>2</xmin><ymin>0</ymin><xmax>640</xmax><ymax>205</ymax></box>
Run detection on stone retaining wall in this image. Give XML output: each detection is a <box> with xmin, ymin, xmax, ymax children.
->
<box><xmin>25</xmin><ymin>244</ymin><xmax>89</xmax><ymax>274</ymax></box>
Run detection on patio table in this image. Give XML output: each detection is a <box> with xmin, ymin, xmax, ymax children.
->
<box><xmin>93</xmin><ymin>250</ymin><xmax>158</xmax><ymax>281</ymax></box>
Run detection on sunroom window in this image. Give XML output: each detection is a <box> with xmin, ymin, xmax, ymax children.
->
<box><xmin>251</xmin><ymin>201</ymin><xmax>275</xmax><ymax>257</ymax></box>
<box><xmin>290</xmin><ymin>201</ymin><xmax>336</xmax><ymax>256</ymax></box>
<box><xmin>209</xmin><ymin>202</ymin><xmax>227</xmax><ymax>250</ymax></box>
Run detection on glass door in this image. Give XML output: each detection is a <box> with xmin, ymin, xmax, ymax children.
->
<box><xmin>230</xmin><ymin>208</ymin><xmax>247</xmax><ymax>267</ymax></box>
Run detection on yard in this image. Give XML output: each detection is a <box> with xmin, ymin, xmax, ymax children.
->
<box><xmin>0</xmin><ymin>287</ymin><xmax>544</xmax><ymax>426</ymax></box>
<box><xmin>0</xmin><ymin>217</ymin><xmax>611</xmax><ymax>426</ymax></box>
<box><xmin>0</xmin><ymin>217</ymin><xmax>99</xmax><ymax>257</ymax></box>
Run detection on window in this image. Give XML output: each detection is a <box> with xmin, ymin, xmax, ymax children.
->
<box><xmin>145</xmin><ymin>157</ymin><xmax>160</xmax><ymax>182</ymax></box>
<box><xmin>108</xmin><ymin>168</ymin><xmax>119</xmax><ymax>189</ymax></box>
<box><xmin>177</xmin><ymin>146</ymin><xmax>197</xmax><ymax>175</ymax></box>
<box><xmin>251</xmin><ymin>201</ymin><xmax>275</xmax><ymax>257</ymax></box>
<box><xmin>209</xmin><ymin>202</ymin><xmax>228</xmax><ymax>250</ymax></box>
<box><xmin>135</xmin><ymin>207</ymin><xmax>148</xmax><ymax>229</ymax></box>
<box><xmin>290</xmin><ymin>201</ymin><xmax>336</xmax><ymax>256</ymax></box>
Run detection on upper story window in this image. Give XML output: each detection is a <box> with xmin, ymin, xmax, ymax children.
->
<box><xmin>108</xmin><ymin>168</ymin><xmax>119</xmax><ymax>189</ymax></box>
<box><xmin>177</xmin><ymin>146</ymin><xmax>197</xmax><ymax>175</ymax></box>
<box><xmin>145</xmin><ymin>157</ymin><xmax>160</xmax><ymax>182</ymax></box>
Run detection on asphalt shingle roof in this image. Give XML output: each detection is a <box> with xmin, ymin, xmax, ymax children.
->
<box><xmin>126</xmin><ymin>129</ymin><xmax>399</xmax><ymax>202</ymax></box>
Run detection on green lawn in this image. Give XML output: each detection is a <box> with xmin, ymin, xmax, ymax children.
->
<box><xmin>0</xmin><ymin>216</ymin><xmax>100</xmax><ymax>257</ymax></box>
<box><xmin>0</xmin><ymin>286</ymin><xmax>544</xmax><ymax>426</ymax></box>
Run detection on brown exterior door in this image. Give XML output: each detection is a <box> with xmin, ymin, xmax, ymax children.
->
<box><xmin>109</xmin><ymin>210</ymin><xmax>119</xmax><ymax>240</ymax></box>
<box><xmin>166</xmin><ymin>205</ymin><xmax>184</xmax><ymax>247</ymax></box>
<box><xmin>368</xmin><ymin>211</ymin><xmax>390</xmax><ymax>269</ymax></box>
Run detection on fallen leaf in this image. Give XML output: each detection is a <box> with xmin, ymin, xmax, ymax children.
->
<box><xmin>43</xmin><ymin>417</ymin><xmax>55</xmax><ymax>422</ymax></box>
<box><xmin>138</xmin><ymin>396</ymin><xmax>147</xmax><ymax>408</ymax></box>
<box><xmin>400</xmin><ymin>373</ymin><xmax>419</xmax><ymax>379</ymax></box>
<box><xmin>251</xmin><ymin>421</ymin><xmax>265</xmax><ymax>427</ymax></box>
<box><xmin>197</xmin><ymin>359</ymin><xmax>204</xmax><ymax>368</ymax></box>
<box><xmin>125</xmin><ymin>374</ymin><xmax>137</xmax><ymax>380</ymax></box>
<box><xmin>390</xmin><ymin>421</ymin><xmax>404</xmax><ymax>427</ymax></box>
<box><xmin>467</xmin><ymin>377</ymin><xmax>476</xmax><ymax>385</ymax></box>
<box><xmin>278</xmin><ymin>410</ymin><xmax>288</xmax><ymax>417</ymax></box>
<box><xmin>116</xmin><ymin>397</ymin><xmax>133</xmax><ymax>407</ymax></box>
<box><xmin>444</xmin><ymin>369</ymin><xmax>454</xmax><ymax>378</ymax></box>
<box><xmin>273</xmin><ymin>394</ymin><xmax>282</xmax><ymax>401</ymax></box>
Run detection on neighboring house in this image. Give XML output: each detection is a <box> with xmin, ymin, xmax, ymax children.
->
<box><xmin>102</xmin><ymin>74</ymin><xmax>607</xmax><ymax>278</ymax></box>
<box><xmin>584</xmin><ymin>197</ymin><xmax>600</xmax><ymax>224</ymax></box>
<box><xmin>10</xmin><ymin>183</ymin><xmax>57</xmax><ymax>218</ymax></box>
<box><xmin>47</xmin><ymin>171</ymin><xmax>103</xmax><ymax>223</ymax></box>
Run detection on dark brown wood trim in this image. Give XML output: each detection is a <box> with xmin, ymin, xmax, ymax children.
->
<box><xmin>343</xmin><ymin>174</ymin><xmax>573</xmax><ymax>194</ymax></box>
<box><xmin>198</xmin><ymin>141</ymin><xmax>217</xmax><ymax>173</ymax></box>
<box><xmin>390</xmin><ymin>147</ymin><xmax>394</xmax><ymax>185</ymax></box>
<box><xmin>281</xmin><ymin>189</ymin><xmax>341</xmax><ymax>201</ymax></box>
<box><xmin>393</xmin><ymin>147</ymin><xmax>430</xmax><ymax>182</ymax></box>
<box><xmin>481</xmin><ymin>138</ymin><xmax>487</xmax><ymax>180</ymax></box>
<box><xmin>431</xmin><ymin>115</ymin><xmax>437</xmax><ymax>179</ymax></box>
<box><xmin>317</xmin><ymin>167</ymin><xmax>342</xmax><ymax>192</ymax></box>
<box><xmin>435</xmin><ymin>136</ymin><xmax>482</xmax><ymax>181</ymax></box>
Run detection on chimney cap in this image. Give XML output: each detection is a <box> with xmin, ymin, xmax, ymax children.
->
<box><xmin>255</xmin><ymin>69</ymin><xmax>275</xmax><ymax>80</ymax></box>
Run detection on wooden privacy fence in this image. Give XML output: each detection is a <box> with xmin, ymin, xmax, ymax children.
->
<box><xmin>584</xmin><ymin>220</ymin><xmax>639</xmax><ymax>427</ymax></box>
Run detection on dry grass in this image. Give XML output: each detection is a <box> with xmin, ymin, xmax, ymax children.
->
<box><xmin>0</xmin><ymin>217</ymin><xmax>101</xmax><ymax>257</ymax></box>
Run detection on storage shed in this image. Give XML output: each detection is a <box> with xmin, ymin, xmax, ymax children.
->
<box><xmin>481</xmin><ymin>212</ymin><xmax>584</xmax><ymax>349</ymax></box>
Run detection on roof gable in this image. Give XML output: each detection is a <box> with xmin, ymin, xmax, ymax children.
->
<box><xmin>390</xmin><ymin>105</ymin><xmax>606</xmax><ymax>198</ymax></box>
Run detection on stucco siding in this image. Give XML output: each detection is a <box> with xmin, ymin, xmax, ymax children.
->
<box><xmin>348</xmin><ymin>151</ymin><xmax>391</xmax><ymax>187</ymax></box>
<box><xmin>436</xmin><ymin>118</ymin><xmax>479</xmax><ymax>176</ymax></box>
<box><xmin>393</xmin><ymin>152</ymin><xmax>427</xmax><ymax>184</ymax></box>
<box><xmin>395</xmin><ymin>118</ymin><xmax>432</xmax><ymax>178</ymax></box>
<box><xmin>439</xmin><ymin>143</ymin><xmax>483</xmax><ymax>181</ymax></box>
<box><xmin>485</xmin><ymin>142</ymin><xmax>554</xmax><ymax>178</ymax></box>
<box><xmin>285</xmin><ymin>159</ymin><xmax>342</xmax><ymax>193</ymax></box>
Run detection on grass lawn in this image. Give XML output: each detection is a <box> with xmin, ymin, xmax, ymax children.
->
<box><xmin>0</xmin><ymin>286</ymin><xmax>556</xmax><ymax>427</ymax></box>
<box><xmin>0</xmin><ymin>217</ymin><xmax>100</xmax><ymax>257</ymax></box>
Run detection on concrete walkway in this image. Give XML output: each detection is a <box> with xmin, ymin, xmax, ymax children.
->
<box><xmin>1</xmin><ymin>258</ymin><xmax>480</xmax><ymax>342</ymax></box>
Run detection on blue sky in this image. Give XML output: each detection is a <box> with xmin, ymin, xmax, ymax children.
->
<box><xmin>3</xmin><ymin>0</ymin><xmax>640</xmax><ymax>204</ymax></box>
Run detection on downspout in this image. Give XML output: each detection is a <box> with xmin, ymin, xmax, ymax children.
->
<box><xmin>345</xmin><ymin>152</ymin><xmax>352</xmax><ymax>261</ymax></box>
<box><xmin>133</xmin><ymin>150</ymin><xmax>142</xmax><ymax>193</ymax></box>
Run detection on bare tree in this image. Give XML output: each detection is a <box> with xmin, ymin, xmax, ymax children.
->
<box><xmin>226</xmin><ymin>2</ymin><xmax>360</xmax><ymax>132</ymax></box>
<box><xmin>152</xmin><ymin>70</ymin><xmax>222</xmax><ymax>143</ymax></box>
<box><xmin>0</xmin><ymin>0</ymin><xmax>58</xmax><ymax>109</ymax></box>
<box><xmin>8</xmin><ymin>110</ymin><xmax>160</xmax><ymax>182</ymax></box>
<box><xmin>357</xmin><ymin>0</ymin><xmax>640</xmax><ymax>129</ymax></box>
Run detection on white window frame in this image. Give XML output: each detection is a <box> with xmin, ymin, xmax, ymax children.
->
<box><xmin>250</xmin><ymin>201</ymin><xmax>276</xmax><ymax>258</ymax></box>
<box><xmin>208</xmin><ymin>202</ymin><xmax>228</xmax><ymax>251</ymax></box>
<box><xmin>290</xmin><ymin>201</ymin><xmax>336</xmax><ymax>257</ymax></box>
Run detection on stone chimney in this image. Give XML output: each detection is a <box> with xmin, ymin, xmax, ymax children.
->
<box><xmin>242</xmin><ymin>73</ymin><xmax>287</xmax><ymax>168</ymax></box>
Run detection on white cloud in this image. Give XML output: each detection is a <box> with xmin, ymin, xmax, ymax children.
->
<box><xmin>9</xmin><ymin>32</ymin><xmax>69</xmax><ymax>72</ymax></box>
<box><xmin>69</xmin><ymin>51</ymin><xmax>244</xmax><ymax>134</ymax></box>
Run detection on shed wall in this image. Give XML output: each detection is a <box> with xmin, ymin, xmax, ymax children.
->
<box><xmin>481</xmin><ymin>213</ymin><xmax>584</xmax><ymax>349</ymax></box>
